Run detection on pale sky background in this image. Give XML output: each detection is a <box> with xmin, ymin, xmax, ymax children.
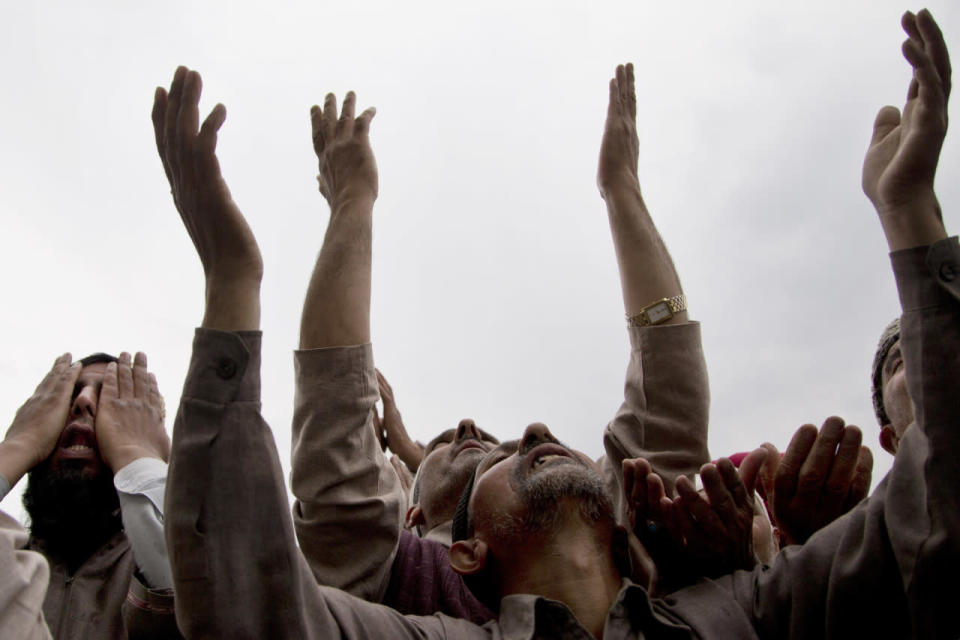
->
<box><xmin>0</xmin><ymin>0</ymin><xmax>957</xmax><ymax>522</ymax></box>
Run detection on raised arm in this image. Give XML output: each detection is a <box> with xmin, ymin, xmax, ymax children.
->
<box><xmin>862</xmin><ymin>9</ymin><xmax>950</xmax><ymax>251</ymax></box>
<box><xmin>702</xmin><ymin>12</ymin><xmax>958</xmax><ymax>638</ymax></box>
<box><xmin>290</xmin><ymin>91</ymin><xmax>405</xmax><ymax>601</ymax></box>
<box><xmin>151</xmin><ymin>66</ymin><xmax>263</xmax><ymax>332</ymax></box>
<box><xmin>299</xmin><ymin>91</ymin><xmax>377</xmax><ymax>348</ymax></box>
<box><xmin>598</xmin><ymin>64</ymin><xmax>709</xmax><ymax>511</ymax></box>
<box><xmin>598</xmin><ymin>63</ymin><xmax>686</xmax><ymax>321</ymax></box>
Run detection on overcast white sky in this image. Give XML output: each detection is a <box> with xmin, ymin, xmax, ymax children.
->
<box><xmin>1</xmin><ymin>0</ymin><xmax>957</xmax><ymax>521</ymax></box>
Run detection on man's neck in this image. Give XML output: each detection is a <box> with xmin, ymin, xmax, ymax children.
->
<box><xmin>499</xmin><ymin>514</ymin><xmax>622</xmax><ymax>639</ymax></box>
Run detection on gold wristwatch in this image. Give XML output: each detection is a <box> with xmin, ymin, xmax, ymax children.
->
<box><xmin>627</xmin><ymin>294</ymin><xmax>687</xmax><ymax>327</ymax></box>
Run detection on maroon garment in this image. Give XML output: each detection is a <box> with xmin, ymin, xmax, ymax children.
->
<box><xmin>382</xmin><ymin>530</ymin><xmax>493</xmax><ymax>624</ymax></box>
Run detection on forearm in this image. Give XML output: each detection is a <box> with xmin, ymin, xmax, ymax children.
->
<box><xmin>202</xmin><ymin>273</ymin><xmax>262</xmax><ymax>332</ymax></box>
<box><xmin>603</xmin><ymin>184</ymin><xmax>686</xmax><ymax>321</ymax></box>
<box><xmin>300</xmin><ymin>195</ymin><xmax>374</xmax><ymax>349</ymax></box>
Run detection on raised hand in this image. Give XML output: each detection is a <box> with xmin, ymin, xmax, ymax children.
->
<box><xmin>376</xmin><ymin>369</ymin><xmax>424</xmax><ymax>472</ymax></box>
<box><xmin>597</xmin><ymin>63</ymin><xmax>640</xmax><ymax>200</ymax></box>
<box><xmin>623</xmin><ymin>451</ymin><xmax>766</xmax><ymax>588</ymax></box>
<box><xmin>862</xmin><ymin>9</ymin><xmax>951</xmax><ymax>250</ymax></box>
<box><xmin>94</xmin><ymin>352</ymin><xmax>170</xmax><ymax>473</ymax></box>
<box><xmin>153</xmin><ymin>66</ymin><xmax>263</xmax><ymax>330</ymax></box>
<box><xmin>311</xmin><ymin>91</ymin><xmax>378</xmax><ymax>207</ymax></box>
<box><xmin>0</xmin><ymin>354</ymin><xmax>82</xmax><ymax>484</ymax></box>
<box><xmin>664</xmin><ymin>451</ymin><xmax>767</xmax><ymax>578</ymax></box>
<box><xmin>770</xmin><ymin>418</ymin><xmax>873</xmax><ymax>546</ymax></box>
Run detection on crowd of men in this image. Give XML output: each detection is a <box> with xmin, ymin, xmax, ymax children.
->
<box><xmin>0</xmin><ymin>8</ymin><xmax>956</xmax><ymax>639</ymax></box>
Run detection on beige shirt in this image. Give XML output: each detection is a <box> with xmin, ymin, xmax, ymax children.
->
<box><xmin>0</xmin><ymin>509</ymin><xmax>51</xmax><ymax>640</ymax></box>
<box><xmin>291</xmin><ymin>322</ymin><xmax>710</xmax><ymax>598</ymax></box>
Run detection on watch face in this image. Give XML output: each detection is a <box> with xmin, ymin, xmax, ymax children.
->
<box><xmin>646</xmin><ymin>301</ymin><xmax>672</xmax><ymax>324</ymax></box>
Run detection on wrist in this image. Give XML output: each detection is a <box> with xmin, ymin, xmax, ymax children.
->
<box><xmin>203</xmin><ymin>275</ymin><xmax>262</xmax><ymax>331</ymax></box>
<box><xmin>876</xmin><ymin>197</ymin><xmax>947</xmax><ymax>251</ymax></box>
<box><xmin>329</xmin><ymin>187</ymin><xmax>377</xmax><ymax>212</ymax></box>
<box><xmin>599</xmin><ymin>176</ymin><xmax>642</xmax><ymax>203</ymax></box>
<box><xmin>0</xmin><ymin>438</ymin><xmax>43</xmax><ymax>488</ymax></box>
<box><xmin>106</xmin><ymin>446</ymin><xmax>166</xmax><ymax>474</ymax></box>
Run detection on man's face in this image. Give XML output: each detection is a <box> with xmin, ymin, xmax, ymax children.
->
<box><xmin>469</xmin><ymin>423</ymin><xmax>611</xmax><ymax>543</ymax></box>
<box><xmin>881</xmin><ymin>339</ymin><xmax>915</xmax><ymax>444</ymax></box>
<box><xmin>414</xmin><ymin>419</ymin><xmax>498</xmax><ymax>529</ymax></box>
<box><xmin>47</xmin><ymin>362</ymin><xmax>110</xmax><ymax>476</ymax></box>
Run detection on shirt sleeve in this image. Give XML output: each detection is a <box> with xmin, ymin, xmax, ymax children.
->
<box><xmin>290</xmin><ymin>344</ymin><xmax>405</xmax><ymax>602</ymax></box>
<box><xmin>114</xmin><ymin>457</ymin><xmax>172</xmax><ymax>589</ymax></box>
<box><xmin>0</xmin><ymin>508</ymin><xmax>51</xmax><ymax>640</ymax></box>
<box><xmin>695</xmin><ymin>237</ymin><xmax>960</xmax><ymax>639</ymax></box>
<box><xmin>602</xmin><ymin>321</ymin><xmax>711</xmax><ymax>522</ymax></box>
<box><xmin>165</xmin><ymin>328</ymin><xmax>475</xmax><ymax>639</ymax></box>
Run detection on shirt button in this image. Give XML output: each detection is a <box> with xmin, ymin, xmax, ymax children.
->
<box><xmin>940</xmin><ymin>262</ymin><xmax>957</xmax><ymax>282</ymax></box>
<box><xmin>216</xmin><ymin>358</ymin><xmax>238</xmax><ymax>379</ymax></box>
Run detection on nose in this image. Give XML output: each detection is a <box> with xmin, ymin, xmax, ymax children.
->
<box><xmin>71</xmin><ymin>385</ymin><xmax>97</xmax><ymax>420</ymax></box>
<box><xmin>519</xmin><ymin>422</ymin><xmax>556</xmax><ymax>455</ymax></box>
<box><xmin>455</xmin><ymin>418</ymin><xmax>480</xmax><ymax>442</ymax></box>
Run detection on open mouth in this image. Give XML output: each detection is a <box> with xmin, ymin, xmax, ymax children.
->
<box><xmin>56</xmin><ymin>422</ymin><xmax>98</xmax><ymax>457</ymax></box>
<box><xmin>526</xmin><ymin>443</ymin><xmax>574</xmax><ymax>469</ymax></box>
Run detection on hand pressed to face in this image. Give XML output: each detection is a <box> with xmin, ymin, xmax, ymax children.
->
<box><xmin>862</xmin><ymin>10</ymin><xmax>951</xmax><ymax>249</ymax></box>
<box><xmin>94</xmin><ymin>352</ymin><xmax>170</xmax><ymax>473</ymax></box>
<box><xmin>311</xmin><ymin>91</ymin><xmax>378</xmax><ymax>206</ymax></box>
<box><xmin>597</xmin><ymin>63</ymin><xmax>640</xmax><ymax>199</ymax></box>
<box><xmin>769</xmin><ymin>417</ymin><xmax>873</xmax><ymax>546</ymax></box>
<box><xmin>152</xmin><ymin>67</ymin><xmax>263</xmax><ymax>289</ymax></box>
<box><xmin>2</xmin><ymin>354</ymin><xmax>82</xmax><ymax>474</ymax></box>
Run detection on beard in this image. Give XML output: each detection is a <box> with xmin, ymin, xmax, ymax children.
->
<box><xmin>492</xmin><ymin>460</ymin><xmax>614</xmax><ymax>541</ymax></box>
<box><xmin>23</xmin><ymin>459</ymin><xmax>122</xmax><ymax>570</ymax></box>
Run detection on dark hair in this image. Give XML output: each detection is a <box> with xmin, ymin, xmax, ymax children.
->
<box><xmin>79</xmin><ymin>353</ymin><xmax>119</xmax><ymax>367</ymax></box>
<box><xmin>451</xmin><ymin>468</ymin><xmax>477</xmax><ymax>544</ymax></box>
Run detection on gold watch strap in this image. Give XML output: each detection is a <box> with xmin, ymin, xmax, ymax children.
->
<box><xmin>627</xmin><ymin>294</ymin><xmax>687</xmax><ymax>327</ymax></box>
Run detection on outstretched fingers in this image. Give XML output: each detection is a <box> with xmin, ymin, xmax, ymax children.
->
<box><xmin>774</xmin><ymin>423</ymin><xmax>818</xmax><ymax>502</ymax></box>
<box><xmin>845</xmin><ymin>445</ymin><xmax>874</xmax><ymax>510</ymax></box>
<box><xmin>322</xmin><ymin>93</ymin><xmax>338</xmax><ymax>146</ymax></box>
<box><xmin>870</xmin><ymin>106</ymin><xmax>902</xmax><ymax>146</ymax></box>
<box><xmin>151</xmin><ymin>87</ymin><xmax>173</xmax><ymax>183</ymax></box>
<box><xmin>163</xmin><ymin>67</ymin><xmax>188</xmax><ymax>179</ymax></box>
<box><xmin>337</xmin><ymin>91</ymin><xmax>356</xmax><ymax>138</ymax></box>
<box><xmin>820</xmin><ymin>424</ymin><xmax>862</xmax><ymax>515</ymax></box>
<box><xmin>794</xmin><ymin>417</ymin><xmax>845</xmax><ymax>504</ymax></box>
<box><xmin>354</xmin><ymin>106</ymin><xmax>376</xmax><ymax>137</ymax></box>
<box><xmin>117</xmin><ymin>352</ymin><xmax>135</xmax><ymax>399</ymax></box>
<box><xmin>915</xmin><ymin>8</ymin><xmax>951</xmax><ymax>99</ymax></box>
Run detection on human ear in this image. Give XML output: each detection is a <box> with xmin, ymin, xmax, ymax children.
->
<box><xmin>879</xmin><ymin>424</ymin><xmax>899</xmax><ymax>455</ymax></box>
<box><xmin>449</xmin><ymin>539</ymin><xmax>488</xmax><ymax>576</ymax></box>
<box><xmin>404</xmin><ymin>505</ymin><xmax>425</xmax><ymax>531</ymax></box>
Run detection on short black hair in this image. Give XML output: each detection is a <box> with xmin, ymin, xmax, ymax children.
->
<box><xmin>79</xmin><ymin>353</ymin><xmax>119</xmax><ymax>367</ymax></box>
